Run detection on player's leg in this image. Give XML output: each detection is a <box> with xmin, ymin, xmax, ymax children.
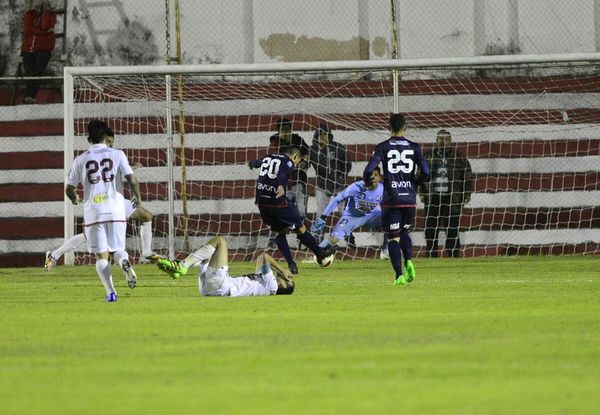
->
<box><xmin>260</xmin><ymin>205</ymin><xmax>298</xmax><ymax>274</ymax></box>
<box><xmin>129</xmin><ymin>205</ymin><xmax>156</xmax><ymax>260</ymax></box>
<box><xmin>87</xmin><ymin>224</ymin><xmax>117</xmax><ymax>301</ymax></box>
<box><xmin>45</xmin><ymin>233</ymin><xmax>87</xmax><ymax>271</ymax></box>
<box><xmin>382</xmin><ymin>208</ymin><xmax>406</xmax><ymax>285</ymax></box>
<box><xmin>197</xmin><ymin>236</ymin><xmax>231</xmax><ymax>296</ymax></box>
<box><xmin>157</xmin><ymin>236</ymin><xmax>220</xmax><ymax>279</ymax></box>
<box><xmin>108</xmin><ymin>222</ymin><xmax>137</xmax><ymax>289</ymax></box>
<box><xmin>398</xmin><ymin>208</ymin><xmax>416</xmax><ymax>283</ymax></box>
<box><xmin>274</xmin><ymin>231</ymin><xmax>296</xmax><ymax>273</ymax></box>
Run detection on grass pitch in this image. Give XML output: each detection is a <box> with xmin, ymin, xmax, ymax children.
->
<box><xmin>1</xmin><ymin>256</ymin><xmax>599</xmax><ymax>414</ymax></box>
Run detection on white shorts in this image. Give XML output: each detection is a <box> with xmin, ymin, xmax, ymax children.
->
<box><xmin>124</xmin><ymin>199</ymin><xmax>135</xmax><ymax>219</ymax></box>
<box><xmin>198</xmin><ymin>264</ymin><xmax>231</xmax><ymax>296</ymax></box>
<box><xmin>85</xmin><ymin>221</ymin><xmax>127</xmax><ymax>254</ymax></box>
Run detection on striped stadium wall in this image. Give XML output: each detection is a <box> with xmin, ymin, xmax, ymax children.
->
<box><xmin>1</xmin><ymin>78</ymin><xmax>600</xmax><ymax>267</ymax></box>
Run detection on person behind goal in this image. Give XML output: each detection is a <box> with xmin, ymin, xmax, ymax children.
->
<box><xmin>156</xmin><ymin>236</ymin><xmax>295</xmax><ymax>297</ymax></box>
<box><xmin>65</xmin><ymin>119</ymin><xmax>141</xmax><ymax>302</ymax></box>
<box><xmin>46</xmin><ymin>128</ymin><xmax>156</xmax><ymax>270</ymax></box>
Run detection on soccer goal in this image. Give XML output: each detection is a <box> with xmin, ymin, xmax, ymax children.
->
<box><xmin>63</xmin><ymin>53</ymin><xmax>600</xmax><ymax>265</ymax></box>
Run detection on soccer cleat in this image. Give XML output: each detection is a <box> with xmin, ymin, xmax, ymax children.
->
<box><xmin>379</xmin><ymin>250</ymin><xmax>390</xmax><ymax>260</ymax></box>
<box><xmin>44</xmin><ymin>251</ymin><xmax>57</xmax><ymax>271</ymax></box>
<box><xmin>138</xmin><ymin>253</ymin><xmax>160</xmax><ymax>264</ymax></box>
<box><xmin>106</xmin><ymin>292</ymin><xmax>118</xmax><ymax>302</ymax></box>
<box><xmin>393</xmin><ymin>275</ymin><xmax>406</xmax><ymax>286</ymax></box>
<box><xmin>121</xmin><ymin>259</ymin><xmax>137</xmax><ymax>289</ymax></box>
<box><xmin>316</xmin><ymin>245</ymin><xmax>336</xmax><ymax>267</ymax></box>
<box><xmin>289</xmin><ymin>261</ymin><xmax>299</xmax><ymax>275</ymax></box>
<box><xmin>157</xmin><ymin>258</ymin><xmax>189</xmax><ymax>279</ymax></box>
<box><xmin>405</xmin><ymin>260</ymin><xmax>416</xmax><ymax>283</ymax></box>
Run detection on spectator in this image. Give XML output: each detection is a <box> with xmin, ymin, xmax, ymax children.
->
<box><xmin>21</xmin><ymin>0</ymin><xmax>57</xmax><ymax>104</ymax></box>
<box><xmin>309</xmin><ymin>124</ymin><xmax>352</xmax><ymax>237</ymax></box>
<box><xmin>419</xmin><ymin>129</ymin><xmax>473</xmax><ymax>258</ymax></box>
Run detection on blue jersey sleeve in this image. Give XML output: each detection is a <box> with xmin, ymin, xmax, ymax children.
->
<box><xmin>322</xmin><ymin>182</ymin><xmax>360</xmax><ymax>217</ymax></box>
<box><xmin>363</xmin><ymin>143</ymin><xmax>383</xmax><ymax>182</ymax></box>
<box><xmin>414</xmin><ymin>145</ymin><xmax>431</xmax><ymax>184</ymax></box>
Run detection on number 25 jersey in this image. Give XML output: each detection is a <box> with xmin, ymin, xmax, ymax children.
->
<box><xmin>368</xmin><ymin>136</ymin><xmax>430</xmax><ymax>207</ymax></box>
<box><xmin>66</xmin><ymin>143</ymin><xmax>134</xmax><ymax>225</ymax></box>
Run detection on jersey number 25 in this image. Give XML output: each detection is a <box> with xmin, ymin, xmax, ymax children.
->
<box><xmin>387</xmin><ymin>149</ymin><xmax>414</xmax><ymax>174</ymax></box>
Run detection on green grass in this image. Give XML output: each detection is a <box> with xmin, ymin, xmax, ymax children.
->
<box><xmin>1</xmin><ymin>256</ymin><xmax>599</xmax><ymax>414</ymax></box>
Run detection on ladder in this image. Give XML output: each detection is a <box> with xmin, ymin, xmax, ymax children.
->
<box><xmin>77</xmin><ymin>0</ymin><xmax>127</xmax><ymax>65</ymax></box>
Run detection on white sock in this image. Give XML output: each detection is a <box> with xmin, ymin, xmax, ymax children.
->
<box><xmin>112</xmin><ymin>250</ymin><xmax>129</xmax><ymax>268</ymax></box>
<box><xmin>139</xmin><ymin>221</ymin><xmax>153</xmax><ymax>256</ymax></box>
<box><xmin>96</xmin><ymin>259</ymin><xmax>115</xmax><ymax>295</ymax></box>
<box><xmin>52</xmin><ymin>233</ymin><xmax>86</xmax><ymax>259</ymax></box>
<box><xmin>183</xmin><ymin>244</ymin><xmax>216</xmax><ymax>268</ymax></box>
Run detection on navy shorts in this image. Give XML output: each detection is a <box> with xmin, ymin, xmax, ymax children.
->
<box><xmin>382</xmin><ymin>207</ymin><xmax>416</xmax><ymax>238</ymax></box>
<box><xmin>258</xmin><ymin>204</ymin><xmax>304</xmax><ymax>232</ymax></box>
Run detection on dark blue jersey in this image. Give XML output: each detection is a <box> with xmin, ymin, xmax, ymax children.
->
<box><xmin>363</xmin><ymin>136</ymin><xmax>430</xmax><ymax>207</ymax></box>
<box><xmin>255</xmin><ymin>153</ymin><xmax>295</xmax><ymax>207</ymax></box>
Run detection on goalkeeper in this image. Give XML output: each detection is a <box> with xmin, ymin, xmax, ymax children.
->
<box><xmin>310</xmin><ymin>167</ymin><xmax>388</xmax><ymax>255</ymax></box>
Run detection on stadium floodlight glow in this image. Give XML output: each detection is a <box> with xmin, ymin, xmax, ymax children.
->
<box><xmin>63</xmin><ymin>53</ymin><xmax>600</xmax><ymax>265</ymax></box>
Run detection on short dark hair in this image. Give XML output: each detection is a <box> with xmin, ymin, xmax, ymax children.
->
<box><xmin>276</xmin><ymin>280</ymin><xmax>295</xmax><ymax>295</ymax></box>
<box><xmin>437</xmin><ymin>129</ymin><xmax>451</xmax><ymax>137</ymax></box>
<box><xmin>276</xmin><ymin>118</ymin><xmax>292</xmax><ymax>131</ymax></box>
<box><xmin>106</xmin><ymin>127</ymin><xmax>114</xmax><ymax>137</ymax></box>
<box><xmin>313</xmin><ymin>123</ymin><xmax>333</xmax><ymax>140</ymax></box>
<box><xmin>87</xmin><ymin>119</ymin><xmax>110</xmax><ymax>144</ymax></box>
<box><xmin>389</xmin><ymin>113</ymin><xmax>407</xmax><ymax>133</ymax></box>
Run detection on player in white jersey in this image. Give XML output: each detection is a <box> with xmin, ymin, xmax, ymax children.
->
<box><xmin>155</xmin><ymin>236</ymin><xmax>295</xmax><ymax>297</ymax></box>
<box><xmin>45</xmin><ymin>129</ymin><xmax>156</xmax><ymax>270</ymax></box>
<box><xmin>65</xmin><ymin>119</ymin><xmax>142</xmax><ymax>302</ymax></box>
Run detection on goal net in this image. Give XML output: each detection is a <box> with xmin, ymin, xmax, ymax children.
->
<box><xmin>64</xmin><ymin>54</ymin><xmax>600</xmax><ymax>264</ymax></box>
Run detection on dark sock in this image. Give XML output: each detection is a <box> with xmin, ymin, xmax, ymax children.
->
<box><xmin>388</xmin><ymin>240</ymin><xmax>403</xmax><ymax>278</ymax></box>
<box><xmin>400</xmin><ymin>233</ymin><xmax>412</xmax><ymax>264</ymax></box>
<box><xmin>297</xmin><ymin>231</ymin><xmax>322</xmax><ymax>256</ymax></box>
<box><xmin>275</xmin><ymin>234</ymin><xmax>294</xmax><ymax>266</ymax></box>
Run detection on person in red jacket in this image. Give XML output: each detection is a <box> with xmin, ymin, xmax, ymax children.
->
<box><xmin>21</xmin><ymin>0</ymin><xmax>57</xmax><ymax>104</ymax></box>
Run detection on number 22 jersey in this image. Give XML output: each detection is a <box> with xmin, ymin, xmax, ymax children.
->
<box><xmin>365</xmin><ymin>136</ymin><xmax>430</xmax><ymax>207</ymax></box>
<box><xmin>66</xmin><ymin>143</ymin><xmax>134</xmax><ymax>225</ymax></box>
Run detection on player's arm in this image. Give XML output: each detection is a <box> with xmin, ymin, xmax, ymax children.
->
<box><xmin>311</xmin><ymin>184</ymin><xmax>356</xmax><ymax>233</ymax></box>
<box><xmin>262</xmin><ymin>253</ymin><xmax>293</xmax><ymax>282</ymax></box>
<box><xmin>65</xmin><ymin>184</ymin><xmax>81</xmax><ymax>205</ymax></box>
<box><xmin>414</xmin><ymin>146</ymin><xmax>431</xmax><ymax>185</ymax></box>
<box><xmin>363</xmin><ymin>145</ymin><xmax>383</xmax><ymax>185</ymax></box>
<box><xmin>125</xmin><ymin>174</ymin><xmax>142</xmax><ymax>208</ymax></box>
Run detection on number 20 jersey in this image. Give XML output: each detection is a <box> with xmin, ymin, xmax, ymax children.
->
<box><xmin>368</xmin><ymin>136</ymin><xmax>430</xmax><ymax>207</ymax></box>
<box><xmin>254</xmin><ymin>153</ymin><xmax>294</xmax><ymax>207</ymax></box>
<box><xmin>66</xmin><ymin>143</ymin><xmax>134</xmax><ymax>225</ymax></box>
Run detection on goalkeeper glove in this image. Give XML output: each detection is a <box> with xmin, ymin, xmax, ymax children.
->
<box><xmin>311</xmin><ymin>216</ymin><xmax>327</xmax><ymax>234</ymax></box>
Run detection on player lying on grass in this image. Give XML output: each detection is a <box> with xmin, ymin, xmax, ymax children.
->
<box><xmin>46</xmin><ymin>128</ymin><xmax>157</xmax><ymax>271</ymax></box>
<box><xmin>156</xmin><ymin>236</ymin><xmax>295</xmax><ymax>297</ymax></box>
<box><xmin>310</xmin><ymin>167</ymin><xmax>388</xmax><ymax>259</ymax></box>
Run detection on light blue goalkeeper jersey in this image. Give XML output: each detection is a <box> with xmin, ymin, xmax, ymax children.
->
<box><xmin>322</xmin><ymin>181</ymin><xmax>384</xmax><ymax>218</ymax></box>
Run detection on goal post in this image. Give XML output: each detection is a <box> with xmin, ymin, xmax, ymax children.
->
<box><xmin>63</xmin><ymin>53</ymin><xmax>600</xmax><ymax>265</ymax></box>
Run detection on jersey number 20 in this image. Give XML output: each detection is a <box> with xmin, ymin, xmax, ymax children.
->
<box><xmin>259</xmin><ymin>157</ymin><xmax>281</xmax><ymax>179</ymax></box>
<box><xmin>387</xmin><ymin>149</ymin><xmax>414</xmax><ymax>174</ymax></box>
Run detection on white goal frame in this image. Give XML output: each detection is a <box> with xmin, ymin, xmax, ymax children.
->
<box><xmin>63</xmin><ymin>52</ymin><xmax>600</xmax><ymax>265</ymax></box>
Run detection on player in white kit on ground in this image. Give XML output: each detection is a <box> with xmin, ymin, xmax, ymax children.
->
<box><xmin>156</xmin><ymin>236</ymin><xmax>295</xmax><ymax>297</ymax></box>
<box><xmin>65</xmin><ymin>119</ymin><xmax>142</xmax><ymax>302</ymax></box>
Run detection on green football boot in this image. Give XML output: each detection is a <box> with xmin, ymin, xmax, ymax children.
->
<box><xmin>157</xmin><ymin>258</ymin><xmax>189</xmax><ymax>279</ymax></box>
<box><xmin>393</xmin><ymin>274</ymin><xmax>406</xmax><ymax>286</ymax></box>
<box><xmin>405</xmin><ymin>260</ymin><xmax>416</xmax><ymax>283</ymax></box>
